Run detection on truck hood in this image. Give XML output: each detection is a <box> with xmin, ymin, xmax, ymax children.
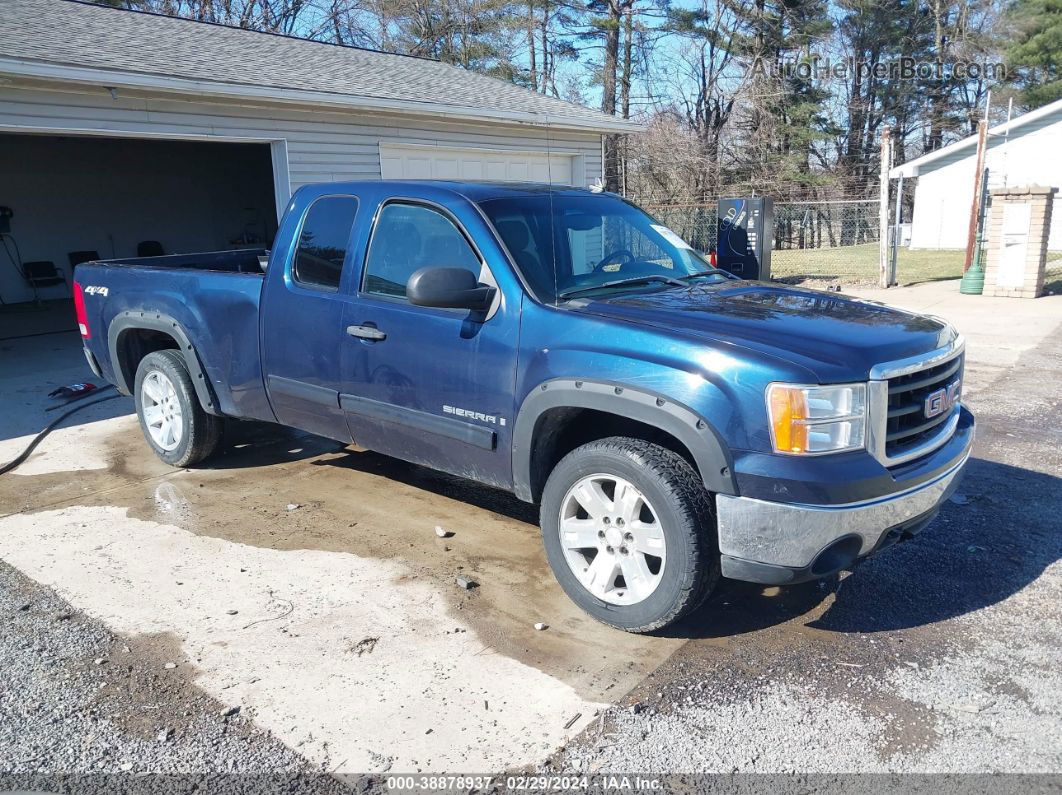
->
<box><xmin>571</xmin><ymin>281</ymin><xmax>955</xmax><ymax>382</ymax></box>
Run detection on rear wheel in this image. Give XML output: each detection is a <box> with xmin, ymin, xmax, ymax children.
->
<box><xmin>134</xmin><ymin>350</ymin><xmax>222</xmax><ymax>467</ymax></box>
<box><xmin>540</xmin><ymin>437</ymin><xmax>719</xmax><ymax>633</ymax></box>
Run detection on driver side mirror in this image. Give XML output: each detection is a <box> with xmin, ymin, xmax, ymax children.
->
<box><xmin>407</xmin><ymin>266</ymin><xmax>495</xmax><ymax>312</ymax></box>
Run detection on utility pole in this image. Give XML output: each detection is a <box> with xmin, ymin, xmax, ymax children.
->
<box><xmin>878</xmin><ymin>127</ymin><xmax>892</xmax><ymax>288</ymax></box>
<box><xmin>963</xmin><ymin>120</ymin><xmax>989</xmax><ymax>271</ymax></box>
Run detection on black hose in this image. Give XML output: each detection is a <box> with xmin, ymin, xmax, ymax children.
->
<box><xmin>0</xmin><ymin>387</ymin><xmax>124</xmax><ymax>476</ymax></box>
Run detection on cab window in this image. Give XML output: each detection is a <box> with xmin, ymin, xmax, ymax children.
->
<box><xmin>363</xmin><ymin>203</ymin><xmax>480</xmax><ymax>299</ymax></box>
<box><xmin>293</xmin><ymin>196</ymin><xmax>358</xmax><ymax>290</ymax></box>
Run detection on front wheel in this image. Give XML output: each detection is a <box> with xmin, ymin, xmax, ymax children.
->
<box><xmin>540</xmin><ymin>437</ymin><xmax>719</xmax><ymax>633</ymax></box>
<box><xmin>134</xmin><ymin>349</ymin><xmax>222</xmax><ymax>467</ymax></box>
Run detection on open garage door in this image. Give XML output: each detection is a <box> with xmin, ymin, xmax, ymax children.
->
<box><xmin>0</xmin><ymin>133</ymin><xmax>277</xmax><ymax>307</ymax></box>
<box><xmin>380</xmin><ymin>143</ymin><xmax>575</xmax><ymax>185</ymax></box>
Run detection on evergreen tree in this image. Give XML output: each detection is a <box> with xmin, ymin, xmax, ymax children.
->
<box><xmin>1007</xmin><ymin>0</ymin><xmax>1062</xmax><ymax>106</ymax></box>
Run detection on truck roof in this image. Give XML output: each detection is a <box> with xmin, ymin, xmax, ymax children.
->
<box><xmin>311</xmin><ymin>180</ymin><xmax>610</xmax><ymax>203</ymax></box>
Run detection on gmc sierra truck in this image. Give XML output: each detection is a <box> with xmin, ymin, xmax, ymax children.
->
<box><xmin>74</xmin><ymin>181</ymin><xmax>973</xmax><ymax>632</ymax></box>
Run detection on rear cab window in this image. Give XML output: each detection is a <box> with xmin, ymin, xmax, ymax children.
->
<box><xmin>293</xmin><ymin>196</ymin><xmax>359</xmax><ymax>291</ymax></box>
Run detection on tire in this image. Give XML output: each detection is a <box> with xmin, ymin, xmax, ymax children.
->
<box><xmin>540</xmin><ymin>437</ymin><xmax>720</xmax><ymax>633</ymax></box>
<box><xmin>134</xmin><ymin>349</ymin><xmax>222</xmax><ymax>467</ymax></box>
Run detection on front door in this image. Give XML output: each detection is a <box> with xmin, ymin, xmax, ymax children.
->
<box><xmin>340</xmin><ymin>200</ymin><xmax>519</xmax><ymax>489</ymax></box>
<box><xmin>260</xmin><ymin>194</ymin><xmax>360</xmax><ymax>442</ymax></box>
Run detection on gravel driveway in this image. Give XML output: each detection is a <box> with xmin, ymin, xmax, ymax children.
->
<box><xmin>0</xmin><ymin>561</ymin><xmax>351</xmax><ymax>793</ymax></box>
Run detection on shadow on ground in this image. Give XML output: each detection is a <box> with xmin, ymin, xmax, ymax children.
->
<box><xmin>205</xmin><ymin>419</ymin><xmax>345</xmax><ymax>470</ymax></box>
<box><xmin>313</xmin><ymin>446</ymin><xmax>1062</xmax><ymax>640</ymax></box>
<box><xmin>224</xmin><ymin>443</ymin><xmax>1062</xmax><ymax>640</ymax></box>
<box><xmin>315</xmin><ymin>446</ymin><xmax>540</xmax><ymax>524</ymax></box>
<box><xmin>77</xmin><ymin>407</ymin><xmax>1062</xmax><ymax>646</ymax></box>
<box><xmin>320</xmin><ymin>445</ymin><xmax>1062</xmax><ymax>636</ymax></box>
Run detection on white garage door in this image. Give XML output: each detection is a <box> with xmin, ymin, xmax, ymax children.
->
<box><xmin>380</xmin><ymin>143</ymin><xmax>574</xmax><ymax>185</ymax></box>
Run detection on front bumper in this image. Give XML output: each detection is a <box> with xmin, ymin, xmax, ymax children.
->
<box><xmin>716</xmin><ymin>440</ymin><xmax>972</xmax><ymax>585</ymax></box>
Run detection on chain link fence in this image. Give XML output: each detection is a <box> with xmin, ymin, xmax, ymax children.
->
<box><xmin>1045</xmin><ymin>252</ymin><xmax>1062</xmax><ymax>294</ymax></box>
<box><xmin>643</xmin><ymin>199</ymin><xmax>885</xmax><ymax>285</ymax></box>
<box><xmin>641</xmin><ymin>196</ymin><xmax>1062</xmax><ymax>288</ymax></box>
<box><xmin>772</xmin><ymin>200</ymin><xmax>879</xmax><ymax>283</ymax></box>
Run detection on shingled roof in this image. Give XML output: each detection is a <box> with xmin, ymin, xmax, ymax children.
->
<box><xmin>0</xmin><ymin>0</ymin><xmax>639</xmax><ymax>133</ymax></box>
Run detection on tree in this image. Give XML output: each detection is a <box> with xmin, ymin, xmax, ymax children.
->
<box><xmin>584</xmin><ymin>0</ymin><xmax>636</xmax><ymax>190</ymax></box>
<box><xmin>663</xmin><ymin>0</ymin><xmax>744</xmax><ymax>196</ymax></box>
<box><xmin>523</xmin><ymin>0</ymin><xmax>581</xmax><ymax>94</ymax></box>
<box><xmin>745</xmin><ymin>0</ymin><xmax>835</xmax><ymax>192</ymax></box>
<box><xmin>90</xmin><ymin>0</ymin><xmax>1022</xmax><ymax>209</ymax></box>
<box><xmin>1007</xmin><ymin>0</ymin><xmax>1062</xmax><ymax>106</ymax></box>
<box><xmin>346</xmin><ymin>0</ymin><xmax>524</xmax><ymax>75</ymax></box>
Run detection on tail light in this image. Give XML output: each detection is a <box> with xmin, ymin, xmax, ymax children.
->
<box><xmin>73</xmin><ymin>282</ymin><xmax>90</xmax><ymax>339</ymax></box>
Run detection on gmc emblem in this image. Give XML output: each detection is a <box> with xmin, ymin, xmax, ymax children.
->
<box><xmin>925</xmin><ymin>380</ymin><xmax>961</xmax><ymax>419</ymax></box>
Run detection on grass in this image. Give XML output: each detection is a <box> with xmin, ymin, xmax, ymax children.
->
<box><xmin>771</xmin><ymin>243</ymin><xmax>1062</xmax><ymax>289</ymax></box>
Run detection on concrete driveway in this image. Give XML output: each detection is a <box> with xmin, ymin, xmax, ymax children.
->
<box><xmin>1</xmin><ymin>280</ymin><xmax>1060</xmax><ymax>781</ymax></box>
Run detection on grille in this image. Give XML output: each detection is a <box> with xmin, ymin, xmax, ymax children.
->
<box><xmin>884</xmin><ymin>354</ymin><xmax>963</xmax><ymax>458</ymax></box>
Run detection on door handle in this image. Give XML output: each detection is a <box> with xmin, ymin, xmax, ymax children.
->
<box><xmin>347</xmin><ymin>324</ymin><xmax>386</xmax><ymax>341</ymax></box>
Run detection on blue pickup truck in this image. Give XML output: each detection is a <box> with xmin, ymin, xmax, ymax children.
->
<box><xmin>74</xmin><ymin>181</ymin><xmax>973</xmax><ymax>632</ymax></box>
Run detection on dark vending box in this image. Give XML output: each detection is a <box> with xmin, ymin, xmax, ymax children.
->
<box><xmin>716</xmin><ymin>197</ymin><xmax>774</xmax><ymax>281</ymax></box>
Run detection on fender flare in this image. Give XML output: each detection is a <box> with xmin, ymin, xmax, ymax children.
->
<box><xmin>107</xmin><ymin>311</ymin><xmax>221</xmax><ymax>416</ymax></box>
<box><xmin>511</xmin><ymin>378</ymin><xmax>736</xmax><ymax>502</ymax></box>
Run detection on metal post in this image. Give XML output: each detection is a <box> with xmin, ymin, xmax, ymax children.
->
<box><xmin>890</xmin><ymin>174</ymin><xmax>903</xmax><ymax>286</ymax></box>
<box><xmin>963</xmin><ymin>120</ymin><xmax>988</xmax><ymax>271</ymax></box>
<box><xmin>960</xmin><ymin>165</ymin><xmax>989</xmax><ymax>295</ymax></box>
<box><xmin>878</xmin><ymin>128</ymin><xmax>892</xmax><ymax>288</ymax></box>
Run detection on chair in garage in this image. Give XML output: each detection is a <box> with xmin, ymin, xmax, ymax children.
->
<box><xmin>68</xmin><ymin>250</ymin><xmax>100</xmax><ymax>268</ymax></box>
<box><xmin>22</xmin><ymin>261</ymin><xmax>67</xmax><ymax>290</ymax></box>
<box><xmin>137</xmin><ymin>240</ymin><xmax>165</xmax><ymax>257</ymax></box>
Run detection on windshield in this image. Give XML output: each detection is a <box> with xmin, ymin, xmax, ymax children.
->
<box><xmin>478</xmin><ymin>194</ymin><xmax>731</xmax><ymax>303</ymax></box>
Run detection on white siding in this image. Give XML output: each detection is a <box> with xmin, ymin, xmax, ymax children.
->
<box><xmin>380</xmin><ymin>143</ymin><xmax>576</xmax><ymax>185</ymax></box>
<box><xmin>907</xmin><ymin>111</ymin><xmax>1062</xmax><ymax>250</ymax></box>
<box><xmin>0</xmin><ymin>81</ymin><xmax>604</xmax><ymax>213</ymax></box>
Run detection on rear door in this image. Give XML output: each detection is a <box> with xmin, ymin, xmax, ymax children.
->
<box><xmin>260</xmin><ymin>194</ymin><xmax>360</xmax><ymax>441</ymax></box>
<box><xmin>339</xmin><ymin>196</ymin><xmax>520</xmax><ymax>489</ymax></box>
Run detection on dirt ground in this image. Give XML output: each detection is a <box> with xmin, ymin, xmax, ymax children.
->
<box><xmin>1</xmin><ymin>281</ymin><xmax>1060</xmax><ymax>785</ymax></box>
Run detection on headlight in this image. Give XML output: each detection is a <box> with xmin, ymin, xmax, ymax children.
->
<box><xmin>766</xmin><ymin>383</ymin><xmax>866</xmax><ymax>454</ymax></box>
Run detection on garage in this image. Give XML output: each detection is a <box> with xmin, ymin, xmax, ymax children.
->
<box><xmin>0</xmin><ymin>0</ymin><xmax>635</xmax><ymax>331</ymax></box>
<box><xmin>0</xmin><ymin>133</ymin><xmax>277</xmax><ymax>306</ymax></box>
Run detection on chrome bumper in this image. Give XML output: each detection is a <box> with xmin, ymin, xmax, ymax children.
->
<box><xmin>716</xmin><ymin>450</ymin><xmax>970</xmax><ymax>574</ymax></box>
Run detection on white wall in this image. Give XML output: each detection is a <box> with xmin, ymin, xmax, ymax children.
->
<box><xmin>0</xmin><ymin>80</ymin><xmax>603</xmax><ymax>194</ymax></box>
<box><xmin>908</xmin><ymin>115</ymin><xmax>1062</xmax><ymax>250</ymax></box>
<box><xmin>0</xmin><ymin>80</ymin><xmax>604</xmax><ymax>304</ymax></box>
<box><xmin>0</xmin><ymin>134</ymin><xmax>275</xmax><ymax>303</ymax></box>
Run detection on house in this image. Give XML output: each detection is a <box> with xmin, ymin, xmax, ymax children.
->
<box><xmin>891</xmin><ymin>98</ymin><xmax>1062</xmax><ymax>251</ymax></box>
<box><xmin>0</xmin><ymin>0</ymin><xmax>637</xmax><ymax>305</ymax></box>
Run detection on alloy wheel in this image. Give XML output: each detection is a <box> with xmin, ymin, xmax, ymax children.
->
<box><xmin>558</xmin><ymin>473</ymin><xmax>667</xmax><ymax>605</ymax></box>
<box><xmin>141</xmin><ymin>370</ymin><xmax>183</xmax><ymax>451</ymax></box>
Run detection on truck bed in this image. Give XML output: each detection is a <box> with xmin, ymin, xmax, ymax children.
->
<box><xmin>89</xmin><ymin>248</ymin><xmax>268</xmax><ymax>274</ymax></box>
<box><xmin>74</xmin><ymin>249</ymin><xmax>274</xmax><ymax>423</ymax></box>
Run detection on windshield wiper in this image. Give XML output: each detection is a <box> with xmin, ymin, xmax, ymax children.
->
<box><xmin>679</xmin><ymin>268</ymin><xmax>735</xmax><ymax>281</ymax></box>
<box><xmin>559</xmin><ymin>274</ymin><xmax>688</xmax><ymax>300</ymax></box>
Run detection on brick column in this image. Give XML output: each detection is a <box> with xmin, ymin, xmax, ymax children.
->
<box><xmin>983</xmin><ymin>185</ymin><xmax>1057</xmax><ymax>298</ymax></box>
